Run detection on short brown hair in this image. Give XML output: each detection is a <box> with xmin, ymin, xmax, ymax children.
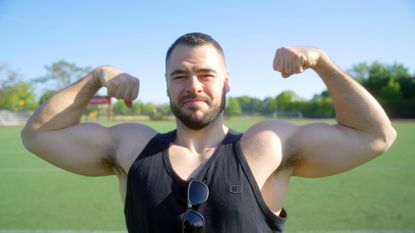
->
<box><xmin>165</xmin><ymin>32</ymin><xmax>225</xmax><ymax>64</ymax></box>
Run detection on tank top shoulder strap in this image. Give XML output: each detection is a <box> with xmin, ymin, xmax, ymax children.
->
<box><xmin>137</xmin><ymin>130</ymin><xmax>176</xmax><ymax>159</ymax></box>
<box><xmin>128</xmin><ymin>130</ymin><xmax>176</xmax><ymax>175</ymax></box>
<box><xmin>192</xmin><ymin>129</ymin><xmax>242</xmax><ymax>181</ymax></box>
<box><xmin>222</xmin><ymin>129</ymin><xmax>243</xmax><ymax>144</ymax></box>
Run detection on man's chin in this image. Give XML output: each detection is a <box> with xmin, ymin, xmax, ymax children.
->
<box><xmin>189</xmin><ymin>110</ymin><xmax>207</xmax><ymax>118</ymax></box>
<box><xmin>179</xmin><ymin>107</ymin><xmax>207</xmax><ymax>117</ymax></box>
<box><xmin>171</xmin><ymin>97</ymin><xmax>225</xmax><ymax>130</ymax></box>
<box><xmin>175</xmin><ymin>111</ymin><xmax>215</xmax><ymax>130</ymax></box>
<box><xmin>182</xmin><ymin>101</ymin><xmax>208</xmax><ymax>109</ymax></box>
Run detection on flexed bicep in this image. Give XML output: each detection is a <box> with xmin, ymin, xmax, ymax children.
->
<box><xmin>21</xmin><ymin>65</ymin><xmax>144</xmax><ymax>176</ymax></box>
<box><xmin>22</xmin><ymin>122</ymin><xmax>116</xmax><ymax>176</ymax></box>
<box><xmin>290</xmin><ymin>123</ymin><xmax>389</xmax><ymax>177</ymax></box>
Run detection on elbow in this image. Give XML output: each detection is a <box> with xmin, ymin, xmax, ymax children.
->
<box><xmin>385</xmin><ymin>126</ymin><xmax>397</xmax><ymax>150</ymax></box>
<box><xmin>21</xmin><ymin>127</ymin><xmax>32</xmax><ymax>151</ymax></box>
<box><xmin>374</xmin><ymin>125</ymin><xmax>397</xmax><ymax>154</ymax></box>
<box><xmin>383</xmin><ymin>125</ymin><xmax>397</xmax><ymax>150</ymax></box>
<box><xmin>20</xmin><ymin>126</ymin><xmax>37</xmax><ymax>152</ymax></box>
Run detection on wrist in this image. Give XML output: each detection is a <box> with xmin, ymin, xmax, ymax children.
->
<box><xmin>313</xmin><ymin>53</ymin><xmax>341</xmax><ymax>79</ymax></box>
<box><xmin>78</xmin><ymin>66</ymin><xmax>105</xmax><ymax>94</ymax></box>
<box><xmin>93</xmin><ymin>65</ymin><xmax>124</xmax><ymax>88</ymax></box>
<box><xmin>92</xmin><ymin>66</ymin><xmax>108</xmax><ymax>88</ymax></box>
<box><xmin>311</xmin><ymin>49</ymin><xmax>331</xmax><ymax>70</ymax></box>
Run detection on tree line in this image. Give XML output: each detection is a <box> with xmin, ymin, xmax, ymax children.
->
<box><xmin>110</xmin><ymin>90</ymin><xmax>333</xmax><ymax>118</ymax></box>
<box><xmin>1</xmin><ymin>60</ymin><xmax>414</xmax><ymax>118</ymax></box>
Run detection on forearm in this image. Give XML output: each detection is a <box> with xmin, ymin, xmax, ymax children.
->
<box><xmin>23</xmin><ymin>68</ymin><xmax>102</xmax><ymax>134</ymax></box>
<box><xmin>314</xmin><ymin>54</ymin><xmax>396</xmax><ymax>141</ymax></box>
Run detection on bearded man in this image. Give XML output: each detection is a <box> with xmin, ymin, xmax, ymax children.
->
<box><xmin>22</xmin><ymin>32</ymin><xmax>396</xmax><ymax>233</ymax></box>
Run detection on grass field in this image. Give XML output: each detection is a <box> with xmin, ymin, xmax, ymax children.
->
<box><xmin>0</xmin><ymin>118</ymin><xmax>414</xmax><ymax>232</ymax></box>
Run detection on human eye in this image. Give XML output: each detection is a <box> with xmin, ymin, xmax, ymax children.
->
<box><xmin>172</xmin><ymin>75</ymin><xmax>185</xmax><ymax>80</ymax></box>
<box><xmin>171</xmin><ymin>73</ymin><xmax>188</xmax><ymax>80</ymax></box>
<box><xmin>199</xmin><ymin>72</ymin><xmax>215</xmax><ymax>79</ymax></box>
<box><xmin>170</xmin><ymin>70</ymin><xmax>189</xmax><ymax>80</ymax></box>
<box><xmin>197</xmin><ymin>69</ymin><xmax>217</xmax><ymax>79</ymax></box>
<box><xmin>199</xmin><ymin>74</ymin><xmax>211</xmax><ymax>79</ymax></box>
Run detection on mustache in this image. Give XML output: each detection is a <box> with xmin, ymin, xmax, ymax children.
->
<box><xmin>179</xmin><ymin>93</ymin><xmax>210</xmax><ymax>103</ymax></box>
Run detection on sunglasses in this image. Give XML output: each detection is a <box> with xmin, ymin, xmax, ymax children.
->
<box><xmin>182</xmin><ymin>180</ymin><xmax>209</xmax><ymax>233</ymax></box>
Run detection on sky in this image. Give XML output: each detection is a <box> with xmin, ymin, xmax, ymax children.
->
<box><xmin>1</xmin><ymin>0</ymin><xmax>414</xmax><ymax>104</ymax></box>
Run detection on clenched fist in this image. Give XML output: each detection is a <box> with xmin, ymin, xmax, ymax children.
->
<box><xmin>273</xmin><ymin>47</ymin><xmax>325</xmax><ymax>78</ymax></box>
<box><xmin>94</xmin><ymin>66</ymin><xmax>140</xmax><ymax>108</ymax></box>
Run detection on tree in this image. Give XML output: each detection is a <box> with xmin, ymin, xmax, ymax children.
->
<box><xmin>38</xmin><ymin>90</ymin><xmax>56</xmax><ymax>105</ymax></box>
<box><xmin>112</xmin><ymin>100</ymin><xmax>131</xmax><ymax>115</ymax></box>
<box><xmin>390</xmin><ymin>63</ymin><xmax>415</xmax><ymax>100</ymax></box>
<box><xmin>313</xmin><ymin>90</ymin><xmax>330</xmax><ymax>99</ymax></box>
<box><xmin>349</xmin><ymin>61</ymin><xmax>415</xmax><ymax>117</ymax></box>
<box><xmin>275</xmin><ymin>90</ymin><xmax>302</xmax><ymax>112</ymax></box>
<box><xmin>310</xmin><ymin>97</ymin><xmax>334</xmax><ymax>118</ymax></box>
<box><xmin>157</xmin><ymin>104</ymin><xmax>172</xmax><ymax>116</ymax></box>
<box><xmin>261</xmin><ymin>97</ymin><xmax>278</xmax><ymax>115</ymax></box>
<box><xmin>34</xmin><ymin>60</ymin><xmax>92</xmax><ymax>92</ymax></box>
<box><xmin>349</xmin><ymin>61</ymin><xmax>415</xmax><ymax>102</ymax></box>
<box><xmin>132</xmin><ymin>101</ymin><xmax>143</xmax><ymax>115</ymax></box>
<box><xmin>142</xmin><ymin>102</ymin><xmax>157</xmax><ymax>115</ymax></box>
<box><xmin>225</xmin><ymin>97</ymin><xmax>242</xmax><ymax>116</ymax></box>
<box><xmin>347</xmin><ymin>62</ymin><xmax>370</xmax><ymax>83</ymax></box>
<box><xmin>0</xmin><ymin>64</ymin><xmax>37</xmax><ymax>111</ymax></box>
<box><xmin>237</xmin><ymin>96</ymin><xmax>262</xmax><ymax>115</ymax></box>
<box><xmin>0</xmin><ymin>81</ymin><xmax>37</xmax><ymax>111</ymax></box>
<box><xmin>380</xmin><ymin>78</ymin><xmax>402</xmax><ymax>102</ymax></box>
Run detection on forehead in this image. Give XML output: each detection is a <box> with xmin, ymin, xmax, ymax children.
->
<box><xmin>166</xmin><ymin>44</ymin><xmax>225</xmax><ymax>72</ymax></box>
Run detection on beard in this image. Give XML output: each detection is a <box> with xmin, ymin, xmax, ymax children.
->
<box><xmin>170</xmin><ymin>87</ymin><xmax>226</xmax><ymax>130</ymax></box>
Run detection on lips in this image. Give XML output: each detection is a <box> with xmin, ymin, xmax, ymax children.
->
<box><xmin>180</xmin><ymin>94</ymin><xmax>209</xmax><ymax>106</ymax></box>
<box><xmin>183</xmin><ymin>99</ymin><xmax>204</xmax><ymax>104</ymax></box>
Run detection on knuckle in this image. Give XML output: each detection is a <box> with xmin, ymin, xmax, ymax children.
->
<box><xmin>132</xmin><ymin>77</ymin><xmax>140</xmax><ymax>85</ymax></box>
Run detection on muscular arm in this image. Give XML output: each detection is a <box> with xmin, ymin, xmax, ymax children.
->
<box><xmin>21</xmin><ymin>66</ymin><xmax>145</xmax><ymax>176</ymax></box>
<box><xmin>273</xmin><ymin>47</ymin><xmax>397</xmax><ymax>177</ymax></box>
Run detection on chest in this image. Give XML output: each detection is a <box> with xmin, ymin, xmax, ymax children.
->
<box><xmin>124</xmin><ymin>142</ymin><xmax>287</xmax><ymax>233</ymax></box>
<box><xmin>167</xmin><ymin>144</ymin><xmax>217</xmax><ymax>181</ymax></box>
<box><xmin>125</xmin><ymin>133</ymin><xmax>290</xmax><ymax>215</ymax></box>
<box><xmin>167</xmin><ymin>139</ymin><xmax>285</xmax><ymax>188</ymax></box>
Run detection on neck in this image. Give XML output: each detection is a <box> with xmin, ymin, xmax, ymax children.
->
<box><xmin>174</xmin><ymin>115</ymin><xmax>228</xmax><ymax>155</ymax></box>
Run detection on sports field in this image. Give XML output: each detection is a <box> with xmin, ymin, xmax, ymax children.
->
<box><xmin>0</xmin><ymin>118</ymin><xmax>414</xmax><ymax>233</ymax></box>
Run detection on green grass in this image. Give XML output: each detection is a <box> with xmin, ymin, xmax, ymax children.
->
<box><xmin>285</xmin><ymin>121</ymin><xmax>415</xmax><ymax>231</ymax></box>
<box><xmin>0</xmin><ymin>119</ymin><xmax>414</xmax><ymax>232</ymax></box>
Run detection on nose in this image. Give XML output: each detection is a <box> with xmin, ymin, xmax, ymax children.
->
<box><xmin>186</xmin><ymin>75</ymin><xmax>203</xmax><ymax>93</ymax></box>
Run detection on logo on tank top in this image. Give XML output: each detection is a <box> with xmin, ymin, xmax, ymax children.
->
<box><xmin>228</xmin><ymin>184</ymin><xmax>242</xmax><ymax>194</ymax></box>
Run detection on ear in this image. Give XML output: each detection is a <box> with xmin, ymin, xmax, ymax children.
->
<box><xmin>165</xmin><ymin>73</ymin><xmax>171</xmax><ymax>97</ymax></box>
<box><xmin>224</xmin><ymin>72</ymin><xmax>230</xmax><ymax>93</ymax></box>
<box><xmin>164</xmin><ymin>73</ymin><xmax>169</xmax><ymax>84</ymax></box>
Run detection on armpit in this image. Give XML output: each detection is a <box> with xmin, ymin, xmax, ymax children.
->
<box><xmin>275</xmin><ymin>138</ymin><xmax>303</xmax><ymax>174</ymax></box>
<box><xmin>101</xmin><ymin>154</ymin><xmax>124</xmax><ymax>176</ymax></box>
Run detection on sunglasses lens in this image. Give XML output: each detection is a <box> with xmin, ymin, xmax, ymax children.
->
<box><xmin>188</xmin><ymin>181</ymin><xmax>209</xmax><ymax>205</ymax></box>
<box><xmin>183</xmin><ymin>210</ymin><xmax>204</xmax><ymax>233</ymax></box>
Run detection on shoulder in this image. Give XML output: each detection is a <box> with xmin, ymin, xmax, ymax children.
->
<box><xmin>240</xmin><ymin>120</ymin><xmax>299</xmax><ymax>172</ymax></box>
<box><xmin>242</xmin><ymin>120</ymin><xmax>298</xmax><ymax>145</ymax></box>
<box><xmin>110</xmin><ymin>122</ymin><xmax>157</xmax><ymax>139</ymax></box>
<box><xmin>108</xmin><ymin>122</ymin><xmax>158</xmax><ymax>175</ymax></box>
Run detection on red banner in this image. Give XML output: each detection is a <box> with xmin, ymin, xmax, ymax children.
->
<box><xmin>89</xmin><ymin>95</ymin><xmax>111</xmax><ymax>105</ymax></box>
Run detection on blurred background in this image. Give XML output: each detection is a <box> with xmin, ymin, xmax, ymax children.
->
<box><xmin>1</xmin><ymin>0</ymin><xmax>415</xmax><ymax>120</ymax></box>
<box><xmin>1</xmin><ymin>0</ymin><xmax>414</xmax><ymax>232</ymax></box>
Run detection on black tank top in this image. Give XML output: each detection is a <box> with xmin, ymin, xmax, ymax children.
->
<box><xmin>124</xmin><ymin>129</ymin><xmax>287</xmax><ymax>233</ymax></box>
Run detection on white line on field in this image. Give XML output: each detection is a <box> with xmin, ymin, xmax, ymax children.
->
<box><xmin>0</xmin><ymin>230</ymin><xmax>414</xmax><ymax>233</ymax></box>
<box><xmin>0</xmin><ymin>168</ymin><xmax>63</xmax><ymax>173</ymax></box>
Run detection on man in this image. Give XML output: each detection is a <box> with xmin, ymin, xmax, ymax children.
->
<box><xmin>21</xmin><ymin>32</ymin><xmax>396</xmax><ymax>233</ymax></box>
